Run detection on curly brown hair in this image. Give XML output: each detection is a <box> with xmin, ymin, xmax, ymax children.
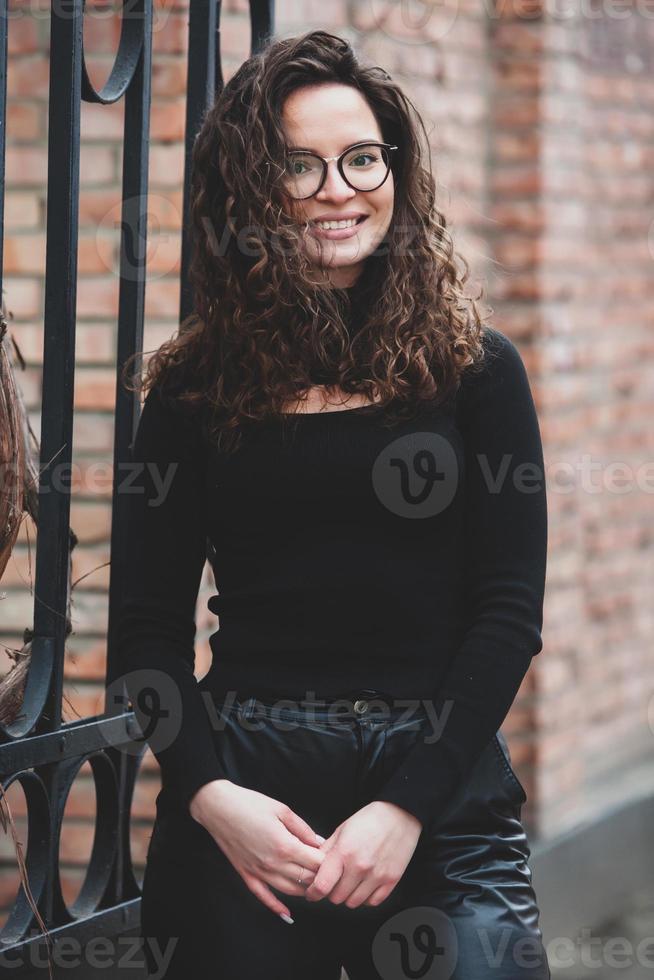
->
<box><xmin>122</xmin><ymin>29</ymin><xmax>490</xmax><ymax>454</ymax></box>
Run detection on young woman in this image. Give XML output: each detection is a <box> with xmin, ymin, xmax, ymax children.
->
<box><xmin>118</xmin><ymin>29</ymin><xmax>550</xmax><ymax>980</ymax></box>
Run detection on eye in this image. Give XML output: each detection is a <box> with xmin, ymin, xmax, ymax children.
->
<box><xmin>287</xmin><ymin>154</ymin><xmax>320</xmax><ymax>176</ymax></box>
<box><xmin>349</xmin><ymin>153</ymin><xmax>377</xmax><ymax>167</ymax></box>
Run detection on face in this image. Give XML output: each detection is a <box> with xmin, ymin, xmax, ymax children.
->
<box><xmin>280</xmin><ymin>83</ymin><xmax>395</xmax><ymax>289</ymax></box>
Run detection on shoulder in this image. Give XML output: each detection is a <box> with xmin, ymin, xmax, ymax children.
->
<box><xmin>132</xmin><ymin>380</ymin><xmax>206</xmax><ymax>461</ymax></box>
<box><xmin>456</xmin><ymin>326</ymin><xmax>536</xmax><ymax>419</ymax></box>
<box><xmin>463</xmin><ymin>325</ymin><xmax>532</xmax><ymax>390</ymax></box>
<box><xmin>473</xmin><ymin>325</ymin><xmax>529</xmax><ymax>378</ymax></box>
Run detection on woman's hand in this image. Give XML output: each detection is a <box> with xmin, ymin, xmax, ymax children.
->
<box><xmin>189</xmin><ymin>779</ymin><xmax>324</xmax><ymax>920</ymax></box>
<box><xmin>303</xmin><ymin>800</ymin><xmax>422</xmax><ymax>909</ymax></box>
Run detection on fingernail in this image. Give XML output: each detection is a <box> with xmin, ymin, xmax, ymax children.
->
<box><xmin>280</xmin><ymin>913</ymin><xmax>294</xmax><ymax>925</ymax></box>
<box><xmin>316</xmin><ymin>834</ymin><xmax>325</xmax><ymax>844</ymax></box>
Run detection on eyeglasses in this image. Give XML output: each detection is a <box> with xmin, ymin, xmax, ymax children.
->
<box><xmin>281</xmin><ymin>141</ymin><xmax>398</xmax><ymax>201</ymax></box>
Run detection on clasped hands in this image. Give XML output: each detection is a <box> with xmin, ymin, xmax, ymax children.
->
<box><xmin>189</xmin><ymin>780</ymin><xmax>422</xmax><ymax>922</ymax></box>
<box><xmin>300</xmin><ymin>799</ymin><xmax>423</xmax><ymax>909</ymax></box>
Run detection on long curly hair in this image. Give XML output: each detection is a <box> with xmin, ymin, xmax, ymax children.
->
<box><xmin>122</xmin><ymin>29</ymin><xmax>490</xmax><ymax>454</ymax></box>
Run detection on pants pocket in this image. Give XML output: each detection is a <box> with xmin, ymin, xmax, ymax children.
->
<box><xmin>493</xmin><ymin>730</ymin><xmax>527</xmax><ymax>805</ymax></box>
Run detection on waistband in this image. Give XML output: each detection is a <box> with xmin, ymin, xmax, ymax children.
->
<box><xmin>212</xmin><ymin>688</ymin><xmax>430</xmax><ymax>728</ymax></box>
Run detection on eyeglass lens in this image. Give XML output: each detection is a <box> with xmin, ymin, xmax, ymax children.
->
<box><xmin>284</xmin><ymin>143</ymin><xmax>391</xmax><ymax>199</ymax></box>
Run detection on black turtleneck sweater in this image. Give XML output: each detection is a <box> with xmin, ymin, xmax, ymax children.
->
<box><xmin>116</xmin><ymin>319</ymin><xmax>548</xmax><ymax>829</ymax></box>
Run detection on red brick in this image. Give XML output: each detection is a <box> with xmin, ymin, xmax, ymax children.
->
<box><xmin>7</xmin><ymin>13</ymin><xmax>40</xmax><ymax>55</ymax></box>
<box><xmin>148</xmin><ymin>144</ymin><xmax>185</xmax><ymax>186</ymax></box>
<box><xmin>151</xmin><ymin>59</ymin><xmax>188</xmax><ymax>98</ymax></box>
<box><xmin>65</xmin><ymin>637</ymin><xmax>108</xmax><ymax>681</ymax></box>
<box><xmin>76</xmin><ymin>278</ymin><xmax>119</xmax><ymax>318</ymax></box>
<box><xmin>75</xmin><ymin>368</ymin><xmax>118</xmax><ymax>410</ymax></box>
<box><xmin>75</xmin><ymin>324</ymin><xmax>116</xmax><ymax>363</ymax></box>
<box><xmin>80</xmin><ymin>98</ymin><xmax>125</xmax><ymax>140</ymax></box>
<box><xmin>5</xmin><ymin>147</ymin><xmax>48</xmax><ymax>185</ymax></box>
<box><xmin>150</xmin><ymin>98</ymin><xmax>187</xmax><ymax>142</ymax></box>
<box><xmin>5</xmin><ymin>102</ymin><xmax>42</xmax><ymax>139</ymax></box>
<box><xmin>79</xmin><ymin>146</ymin><xmax>117</xmax><ymax>186</ymax></box>
<box><xmin>6</xmin><ymin>56</ymin><xmax>50</xmax><ymax>98</ymax></box>
<box><xmin>82</xmin><ymin>8</ymin><xmax>123</xmax><ymax>55</ymax></box>
<box><xmin>4</xmin><ymin>191</ymin><xmax>41</xmax><ymax>228</ymax></box>
<box><xmin>2</xmin><ymin>234</ymin><xmax>46</xmax><ymax>274</ymax></box>
<box><xmin>151</xmin><ymin>12</ymin><xmax>189</xmax><ymax>55</ymax></box>
<box><xmin>1</xmin><ymin>277</ymin><xmax>41</xmax><ymax>318</ymax></box>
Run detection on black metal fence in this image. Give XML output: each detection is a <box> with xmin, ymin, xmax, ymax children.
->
<box><xmin>0</xmin><ymin>2</ymin><xmax>274</xmax><ymax>974</ymax></box>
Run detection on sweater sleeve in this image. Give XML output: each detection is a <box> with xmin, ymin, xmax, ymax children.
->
<box><xmin>116</xmin><ymin>383</ymin><xmax>228</xmax><ymax>812</ymax></box>
<box><xmin>373</xmin><ymin>327</ymin><xmax>548</xmax><ymax>829</ymax></box>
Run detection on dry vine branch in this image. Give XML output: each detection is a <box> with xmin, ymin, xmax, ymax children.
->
<box><xmin>0</xmin><ymin>291</ymin><xmax>80</xmax><ymax>727</ymax></box>
<box><xmin>0</xmin><ymin>290</ymin><xmax>43</xmax><ymax>726</ymax></box>
<box><xmin>0</xmin><ymin>289</ymin><xmax>94</xmax><ymax>980</ymax></box>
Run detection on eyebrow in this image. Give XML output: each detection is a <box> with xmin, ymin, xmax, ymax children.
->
<box><xmin>286</xmin><ymin>138</ymin><xmax>381</xmax><ymax>154</ymax></box>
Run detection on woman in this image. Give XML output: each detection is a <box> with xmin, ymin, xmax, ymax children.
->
<box><xmin>118</xmin><ymin>29</ymin><xmax>550</xmax><ymax>980</ymax></box>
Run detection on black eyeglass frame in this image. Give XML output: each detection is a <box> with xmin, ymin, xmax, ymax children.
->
<box><xmin>282</xmin><ymin>141</ymin><xmax>399</xmax><ymax>201</ymax></box>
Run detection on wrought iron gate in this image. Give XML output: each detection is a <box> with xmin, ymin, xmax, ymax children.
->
<box><xmin>0</xmin><ymin>1</ymin><xmax>274</xmax><ymax>974</ymax></box>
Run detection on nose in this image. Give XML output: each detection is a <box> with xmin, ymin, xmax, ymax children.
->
<box><xmin>316</xmin><ymin>159</ymin><xmax>356</xmax><ymax>201</ymax></box>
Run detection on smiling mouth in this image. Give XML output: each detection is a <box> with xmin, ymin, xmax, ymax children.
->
<box><xmin>311</xmin><ymin>215</ymin><xmax>369</xmax><ymax>229</ymax></box>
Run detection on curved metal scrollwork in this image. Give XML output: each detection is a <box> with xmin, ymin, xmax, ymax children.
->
<box><xmin>81</xmin><ymin>0</ymin><xmax>146</xmax><ymax>105</ymax></box>
<box><xmin>0</xmin><ymin>771</ymin><xmax>50</xmax><ymax>945</ymax></box>
<box><xmin>0</xmin><ymin>0</ymin><xmax>276</xmax><ymax>969</ymax></box>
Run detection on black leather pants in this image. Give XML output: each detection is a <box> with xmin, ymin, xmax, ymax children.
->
<box><xmin>139</xmin><ymin>690</ymin><xmax>551</xmax><ymax>979</ymax></box>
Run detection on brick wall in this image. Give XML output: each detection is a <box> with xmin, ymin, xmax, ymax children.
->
<box><xmin>2</xmin><ymin>0</ymin><xmax>653</xmax><ymax>913</ymax></box>
<box><xmin>486</xmin><ymin>0</ymin><xmax>654</xmax><ymax>838</ymax></box>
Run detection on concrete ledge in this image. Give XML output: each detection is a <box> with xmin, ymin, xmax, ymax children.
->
<box><xmin>530</xmin><ymin>791</ymin><xmax>654</xmax><ymax>952</ymax></box>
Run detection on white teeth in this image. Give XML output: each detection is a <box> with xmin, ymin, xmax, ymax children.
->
<box><xmin>315</xmin><ymin>218</ymin><xmax>359</xmax><ymax>230</ymax></box>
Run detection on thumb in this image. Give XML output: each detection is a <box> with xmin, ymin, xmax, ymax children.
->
<box><xmin>316</xmin><ymin>830</ymin><xmax>338</xmax><ymax>852</ymax></box>
<box><xmin>278</xmin><ymin>807</ymin><xmax>324</xmax><ymax>847</ymax></box>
